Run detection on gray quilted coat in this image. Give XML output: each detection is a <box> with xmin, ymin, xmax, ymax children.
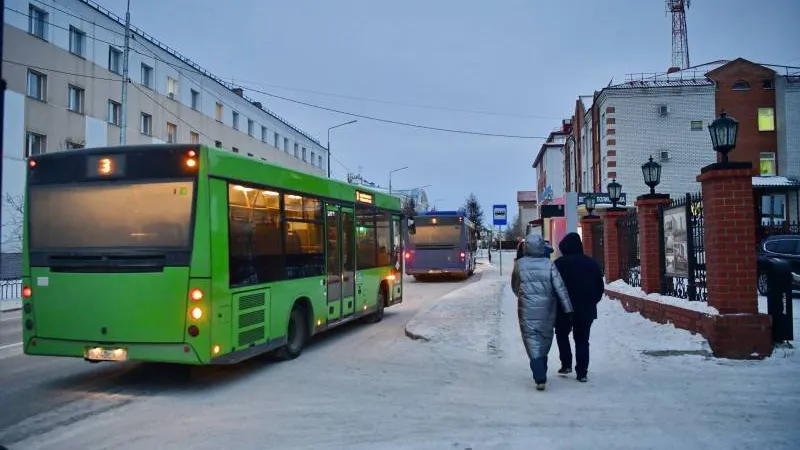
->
<box><xmin>511</xmin><ymin>234</ymin><xmax>574</xmax><ymax>360</ymax></box>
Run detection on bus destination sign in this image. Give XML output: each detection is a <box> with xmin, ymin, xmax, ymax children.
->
<box><xmin>87</xmin><ymin>155</ymin><xmax>126</xmax><ymax>178</ymax></box>
<box><xmin>356</xmin><ymin>191</ymin><xmax>374</xmax><ymax>204</ymax></box>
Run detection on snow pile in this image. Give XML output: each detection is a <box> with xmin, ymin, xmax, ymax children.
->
<box><xmin>0</xmin><ymin>298</ymin><xmax>21</xmax><ymax>312</ymax></box>
<box><xmin>606</xmin><ymin>279</ymin><xmax>720</xmax><ymax>315</ymax></box>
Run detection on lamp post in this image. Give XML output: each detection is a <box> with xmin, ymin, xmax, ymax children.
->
<box><xmin>641</xmin><ymin>155</ymin><xmax>662</xmax><ymax>195</ymax></box>
<box><xmin>708</xmin><ymin>111</ymin><xmax>739</xmax><ymax>164</ymax></box>
<box><xmin>327</xmin><ymin>119</ymin><xmax>358</xmax><ymax>178</ymax></box>
<box><xmin>607</xmin><ymin>178</ymin><xmax>622</xmax><ymax>209</ymax></box>
<box><xmin>389</xmin><ymin>166</ymin><xmax>409</xmax><ymax>194</ymax></box>
<box><xmin>584</xmin><ymin>193</ymin><xmax>597</xmax><ymax>217</ymax></box>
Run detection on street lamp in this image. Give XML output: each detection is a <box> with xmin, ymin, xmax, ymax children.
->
<box><xmin>389</xmin><ymin>166</ymin><xmax>409</xmax><ymax>194</ymax></box>
<box><xmin>641</xmin><ymin>155</ymin><xmax>662</xmax><ymax>195</ymax></box>
<box><xmin>327</xmin><ymin>119</ymin><xmax>358</xmax><ymax>178</ymax></box>
<box><xmin>584</xmin><ymin>193</ymin><xmax>597</xmax><ymax>217</ymax></box>
<box><xmin>607</xmin><ymin>178</ymin><xmax>622</xmax><ymax>209</ymax></box>
<box><xmin>708</xmin><ymin>111</ymin><xmax>739</xmax><ymax>163</ymax></box>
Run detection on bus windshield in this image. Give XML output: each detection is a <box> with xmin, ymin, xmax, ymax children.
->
<box><xmin>28</xmin><ymin>181</ymin><xmax>195</xmax><ymax>250</ymax></box>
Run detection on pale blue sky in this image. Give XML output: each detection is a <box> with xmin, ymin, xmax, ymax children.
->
<box><xmin>98</xmin><ymin>0</ymin><xmax>798</xmax><ymax>224</ymax></box>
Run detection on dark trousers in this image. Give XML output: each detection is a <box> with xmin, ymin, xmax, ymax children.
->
<box><xmin>555</xmin><ymin>315</ymin><xmax>594</xmax><ymax>378</ymax></box>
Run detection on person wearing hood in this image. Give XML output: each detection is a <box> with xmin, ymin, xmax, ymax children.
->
<box><xmin>511</xmin><ymin>233</ymin><xmax>573</xmax><ymax>391</ymax></box>
<box><xmin>554</xmin><ymin>232</ymin><xmax>605</xmax><ymax>383</ymax></box>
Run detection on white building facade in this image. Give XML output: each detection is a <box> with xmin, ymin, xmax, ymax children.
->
<box><xmin>2</xmin><ymin>0</ymin><xmax>329</xmax><ymax>252</ymax></box>
<box><xmin>595</xmin><ymin>79</ymin><xmax>718</xmax><ymax>199</ymax></box>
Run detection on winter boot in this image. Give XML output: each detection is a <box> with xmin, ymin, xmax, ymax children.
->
<box><xmin>535</xmin><ymin>383</ymin><xmax>546</xmax><ymax>391</ymax></box>
<box><xmin>577</xmin><ymin>376</ymin><xmax>587</xmax><ymax>383</ymax></box>
<box><xmin>558</xmin><ymin>366</ymin><xmax>572</xmax><ymax>376</ymax></box>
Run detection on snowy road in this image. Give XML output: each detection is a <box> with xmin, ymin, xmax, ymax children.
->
<box><xmin>3</xmin><ymin>256</ymin><xmax>800</xmax><ymax>449</ymax></box>
<box><xmin>0</xmin><ymin>266</ymin><xmax>485</xmax><ymax>449</ymax></box>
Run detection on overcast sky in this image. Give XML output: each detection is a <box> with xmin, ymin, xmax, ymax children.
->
<box><xmin>97</xmin><ymin>0</ymin><xmax>799</xmax><ymax>222</ymax></box>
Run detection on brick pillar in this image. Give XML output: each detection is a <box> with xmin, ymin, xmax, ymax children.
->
<box><xmin>697</xmin><ymin>162</ymin><xmax>772</xmax><ymax>359</ymax></box>
<box><xmin>602</xmin><ymin>209</ymin><xmax>628</xmax><ymax>282</ymax></box>
<box><xmin>635</xmin><ymin>194</ymin><xmax>671</xmax><ymax>294</ymax></box>
<box><xmin>580</xmin><ymin>215</ymin><xmax>601</xmax><ymax>258</ymax></box>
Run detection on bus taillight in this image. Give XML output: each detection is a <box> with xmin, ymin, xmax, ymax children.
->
<box><xmin>190</xmin><ymin>307</ymin><xmax>203</xmax><ymax>320</ymax></box>
<box><xmin>186</xmin><ymin>158</ymin><xmax>197</xmax><ymax>168</ymax></box>
<box><xmin>404</xmin><ymin>252</ymin><xmax>412</xmax><ymax>260</ymax></box>
<box><xmin>22</xmin><ymin>286</ymin><xmax>32</xmax><ymax>299</ymax></box>
<box><xmin>189</xmin><ymin>288</ymin><xmax>204</xmax><ymax>302</ymax></box>
<box><xmin>459</xmin><ymin>252</ymin><xmax>466</xmax><ymax>260</ymax></box>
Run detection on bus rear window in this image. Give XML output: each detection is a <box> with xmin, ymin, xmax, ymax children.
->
<box><xmin>29</xmin><ymin>181</ymin><xmax>195</xmax><ymax>250</ymax></box>
<box><xmin>409</xmin><ymin>225</ymin><xmax>462</xmax><ymax>247</ymax></box>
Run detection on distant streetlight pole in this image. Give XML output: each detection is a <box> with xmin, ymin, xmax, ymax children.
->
<box><xmin>119</xmin><ymin>0</ymin><xmax>131</xmax><ymax>144</ymax></box>
<box><xmin>388</xmin><ymin>166</ymin><xmax>409</xmax><ymax>194</ymax></box>
<box><xmin>327</xmin><ymin>119</ymin><xmax>358</xmax><ymax>178</ymax></box>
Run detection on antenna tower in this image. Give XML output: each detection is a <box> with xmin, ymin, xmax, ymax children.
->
<box><xmin>666</xmin><ymin>0</ymin><xmax>690</xmax><ymax>71</ymax></box>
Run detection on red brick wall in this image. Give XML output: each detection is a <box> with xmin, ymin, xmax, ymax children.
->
<box><xmin>635</xmin><ymin>195</ymin><xmax>671</xmax><ymax>294</ymax></box>
<box><xmin>580</xmin><ymin>216</ymin><xmax>600</xmax><ymax>259</ymax></box>
<box><xmin>601</xmin><ymin>209</ymin><xmax>627</xmax><ymax>282</ymax></box>
<box><xmin>707</xmin><ymin>60</ymin><xmax>777</xmax><ymax>172</ymax></box>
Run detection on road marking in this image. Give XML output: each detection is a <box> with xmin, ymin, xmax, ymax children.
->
<box><xmin>0</xmin><ymin>342</ymin><xmax>22</xmax><ymax>350</ymax></box>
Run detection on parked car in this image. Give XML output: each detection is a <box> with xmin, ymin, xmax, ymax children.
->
<box><xmin>756</xmin><ymin>234</ymin><xmax>800</xmax><ymax>295</ymax></box>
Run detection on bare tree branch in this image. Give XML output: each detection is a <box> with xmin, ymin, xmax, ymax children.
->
<box><xmin>3</xmin><ymin>194</ymin><xmax>24</xmax><ymax>252</ymax></box>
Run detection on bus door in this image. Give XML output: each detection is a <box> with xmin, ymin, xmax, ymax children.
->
<box><xmin>326</xmin><ymin>204</ymin><xmax>356</xmax><ymax>321</ymax></box>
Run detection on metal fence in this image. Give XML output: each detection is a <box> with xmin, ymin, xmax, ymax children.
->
<box><xmin>659</xmin><ymin>192</ymin><xmax>707</xmax><ymax>302</ymax></box>
<box><xmin>591</xmin><ymin>221</ymin><xmax>605</xmax><ymax>275</ymax></box>
<box><xmin>757</xmin><ymin>221</ymin><xmax>800</xmax><ymax>243</ymax></box>
<box><xmin>617</xmin><ymin>210</ymin><xmax>640</xmax><ymax>287</ymax></box>
<box><xmin>1</xmin><ymin>278</ymin><xmax>22</xmax><ymax>300</ymax></box>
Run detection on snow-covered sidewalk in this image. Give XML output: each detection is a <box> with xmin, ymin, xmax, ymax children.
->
<box><xmin>0</xmin><ymin>298</ymin><xmax>21</xmax><ymax>313</ymax></box>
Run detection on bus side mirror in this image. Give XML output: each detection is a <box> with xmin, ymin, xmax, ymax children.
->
<box><xmin>407</xmin><ymin>218</ymin><xmax>416</xmax><ymax>235</ymax></box>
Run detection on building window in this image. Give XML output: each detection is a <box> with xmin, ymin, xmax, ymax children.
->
<box><xmin>232</xmin><ymin>111</ymin><xmax>240</xmax><ymax>129</ymax></box>
<box><xmin>26</xmin><ymin>70</ymin><xmax>46</xmax><ymax>101</ymax></box>
<box><xmin>140</xmin><ymin>113</ymin><xmax>152</xmax><ymax>135</ymax></box>
<box><xmin>167</xmin><ymin>122</ymin><xmax>177</xmax><ymax>143</ymax></box>
<box><xmin>190</xmin><ymin>89</ymin><xmax>199</xmax><ymax>110</ymax></box>
<box><xmin>760</xmin><ymin>152</ymin><xmax>776</xmax><ymax>176</ymax></box>
<box><xmin>318</xmin><ymin>155</ymin><xmax>323</xmax><ymax>168</ymax></box>
<box><xmin>284</xmin><ymin>137</ymin><xmax>289</xmax><ymax>152</ymax></box>
<box><xmin>167</xmin><ymin>77</ymin><xmax>178</xmax><ymax>98</ymax></box>
<box><xmin>108</xmin><ymin>47</ymin><xmax>122</xmax><ymax>74</ymax></box>
<box><xmin>311</xmin><ymin>151</ymin><xmax>316</xmax><ymax>166</ymax></box>
<box><xmin>763</xmin><ymin>79</ymin><xmax>774</xmax><ymax>90</ymax></box>
<box><xmin>294</xmin><ymin>143</ymin><xmax>299</xmax><ymax>158</ymax></box>
<box><xmin>108</xmin><ymin>100</ymin><xmax>121</xmax><ymax>125</ymax></box>
<box><xmin>28</xmin><ymin>5</ymin><xmax>48</xmax><ymax>40</ymax></box>
<box><xmin>302</xmin><ymin>147</ymin><xmax>307</xmax><ymax>162</ymax></box>
<box><xmin>25</xmin><ymin>131</ymin><xmax>46</xmax><ymax>158</ymax></box>
<box><xmin>67</xmin><ymin>85</ymin><xmax>85</xmax><ymax>114</ymax></box>
<box><xmin>248</xmin><ymin>119</ymin><xmax>255</xmax><ymax>136</ymax></box>
<box><xmin>190</xmin><ymin>131</ymin><xmax>200</xmax><ymax>144</ymax></box>
<box><xmin>690</xmin><ymin>120</ymin><xmax>703</xmax><ymax>131</ymax></box>
<box><xmin>66</xmin><ymin>141</ymin><xmax>84</xmax><ymax>149</ymax></box>
<box><xmin>232</xmin><ymin>147</ymin><xmax>239</xmax><ymax>153</ymax></box>
<box><xmin>215</xmin><ymin>102</ymin><xmax>223</xmax><ymax>121</ymax></box>
<box><xmin>758</xmin><ymin>107</ymin><xmax>775</xmax><ymax>132</ymax></box>
<box><xmin>261</xmin><ymin>126</ymin><xmax>267</xmax><ymax>143</ymax></box>
<box><xmin>215</xmin><ymin>140</ymin><xmax>222</xmax><ymax>148</ymax></box>
<box><xmin>141</xmin><ymin>64</ymin><xmax>153</xmax><ymax>88</ymax></box>
<box><xmin>69</xmin><ymin>26</ymin><xmax>86</xmax><ymax>57</ymax></box>
<box><xmin>732</xmin><ymin>80</ymin><xmax>750</xmax><ymax>90</ymax></box>
<box><xmin>274</xmin><ymin>132</ymin><xmax>279</xmax><ymax>148</ymax></box>
<box><xmin>761</xmin><ymin>194</ymin><xmax>786</xmax><ymax>225</ymax></box>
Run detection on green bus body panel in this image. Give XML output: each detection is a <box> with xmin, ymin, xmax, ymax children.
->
<box><xmin>27</xmin><ymin>268</ymin><xmax>190</xmax><ymax>343</ymax></box>
<box><xmin>21</xmin><ymin>145</ymin><xmax>403</xmax><ymax>365</ymax></box>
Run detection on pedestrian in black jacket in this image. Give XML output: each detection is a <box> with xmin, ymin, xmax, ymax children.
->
<box><xmin>553</xmin><ymin>232</ymin><xmax>605</xmax><ymax>382</ymax></box>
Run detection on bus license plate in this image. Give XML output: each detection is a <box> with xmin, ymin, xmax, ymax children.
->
<box><xmin>85</xmin><ymin>347</ymin><xmax>128</xmax><ymax>362</ymax></box>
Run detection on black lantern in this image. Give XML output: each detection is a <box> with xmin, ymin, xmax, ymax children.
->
<box><xmin>607</xmin><ymin>178</ymin><xmax>622</xmax><ymax>209</ymax></box>
<box><xmin>641</xmin><ymin>155</ymin><xmax>662</xmax><ymax>195</ymax></box>
<box><xmin>708</xmin><ymin>111</ymin><xmax>739</xmax><ymax>163</ymax></box>
<box><xmin>584</xmin><ymin>193</ymin><xmax>597</xmax><ymax>217</ymax></box>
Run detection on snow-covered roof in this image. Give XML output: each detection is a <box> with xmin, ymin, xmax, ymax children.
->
<box><xmin>752</xmin><ymin>176</ymin><xmax>800</xmax><ymax>188</ymax></box>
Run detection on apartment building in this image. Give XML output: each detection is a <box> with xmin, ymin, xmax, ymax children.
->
<box><xmin>2</xmin><ymin>0</ymin><xmax>330</xmax><ymax>251</ymax></box>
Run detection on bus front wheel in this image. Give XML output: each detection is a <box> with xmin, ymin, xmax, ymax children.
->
<box><xmin>276</xmin><ymin>306</ymin><xmax>308</xmax><ymax>361</ymax></box>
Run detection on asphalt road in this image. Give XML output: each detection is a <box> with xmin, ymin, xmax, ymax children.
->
<box><xmin>0</xmin><ymin>269</ymin><xmax>484</xmax><ymax>447</ymax></box>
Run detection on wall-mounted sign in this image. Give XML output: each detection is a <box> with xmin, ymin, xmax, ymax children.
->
<box><xmin>539</xmin><ymin>185</ymin><xmax>554</xmax><ymax>204</ymax></box>
<box><xmin>577</xmin><ymin>192</ymin><xmax>627</xmax><ymax>207</ymax></box>
<box><xmin>541</xmin><ymin>204</ymin><xmax>565</xmax><ymax>218</ymax></box>
<box><xmin>356</xmin><ymin>191</ymin><xmax>374</xmax><ymax>204</ymax></box>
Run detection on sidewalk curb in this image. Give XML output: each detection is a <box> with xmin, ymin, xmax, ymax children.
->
<box><xmin>404</xmin><ymin>327</ymin><xmax>431</xmax><ymax>342</ymax></box>
<box><xmin>1</xmin><ymin>307</ymin><xmax>21</xmax><ymax>313</ymax></box>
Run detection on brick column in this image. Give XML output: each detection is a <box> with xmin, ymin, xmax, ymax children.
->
<box><xmin>602</xmin><ymin>208</ymin><xmax>628</xmax><ymax>282</ymax></box>
<box><xmin>635</xmin><ymin>194</ymin><xmax>671</xmax><ymax>294</ymax></box>
<box><xmin>697</xmin><ymin>162</ymin><xmax>772</xmax><ymax>359</ymax></box>
<box><xmin>580</xmin><ymin>215</ymin><xmax>601</xmax><ymax>259</ymax></box>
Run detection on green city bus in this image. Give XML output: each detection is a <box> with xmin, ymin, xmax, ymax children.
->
<box><xmin>20</xmin><ymin>144</ymin><xmax>403</xmax><ymax>365</ymax></box>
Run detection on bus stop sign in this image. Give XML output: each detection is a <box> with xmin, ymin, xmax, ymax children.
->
<box><xmin>493</xmin><ymin>204</ymin><xmax>507</xmax><ymax>226</ymax></box>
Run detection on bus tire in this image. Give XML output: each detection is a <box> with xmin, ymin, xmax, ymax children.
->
<box><xmin>364</xmin><ymin>287</ymin><xmax>386</xmax><ymax>324</ymax></box>
<box><xmin>276</xmin><ymin>305</ymin><xmax>308</xmax><ymax>361</ymax></box>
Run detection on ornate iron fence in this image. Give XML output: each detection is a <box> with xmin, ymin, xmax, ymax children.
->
<box><xmin>591</xmin><ymin>220</ymin><xmax>605</xmax><ymax>275</ymax></box>
<box><xmin>0</xmin><ymin>278</ymin><xmax>22</xmax><ymax>300</ymax></box>
<box><xmin>757</xmin><ymin>221</ymin><xmax>800</xmax><ymax>244</ymax></box>
<box><xmin>617</xmin><ymin>210</ymin><xmax>640</xmax><ymax>287</ymax></box>
<box><xmin>659</xmin><ymin>192</ymin><xmax>707</xmax><ymax>302</ymax></box>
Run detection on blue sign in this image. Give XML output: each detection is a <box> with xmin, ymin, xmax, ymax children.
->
<box><xmin>492</xmin><ymin>204</ymin><xmax>508</xmax><ymax>226</ymax></box>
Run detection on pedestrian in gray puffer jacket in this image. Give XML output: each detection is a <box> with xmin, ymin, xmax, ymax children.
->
<box><xmin>511</xmin><ymin>233</ymin><xmax>574</xmax><ymax>391</ymax></box>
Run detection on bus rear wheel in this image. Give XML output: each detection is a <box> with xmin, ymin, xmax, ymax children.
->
<box><xmin>276</xmin><ymin>306</ymin><xmax>308</xmax><ymax>361</ymax></box>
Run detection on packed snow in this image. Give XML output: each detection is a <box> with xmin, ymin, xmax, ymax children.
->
<box><xmin>607</xmin><ymin>279</ymin><xmax>721</xmax><ymax>315</ymax></box>
<box><xmin>5</xmin><ymin>262</ymin><xmax>800</xmax><ymax>449</ymax></box>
